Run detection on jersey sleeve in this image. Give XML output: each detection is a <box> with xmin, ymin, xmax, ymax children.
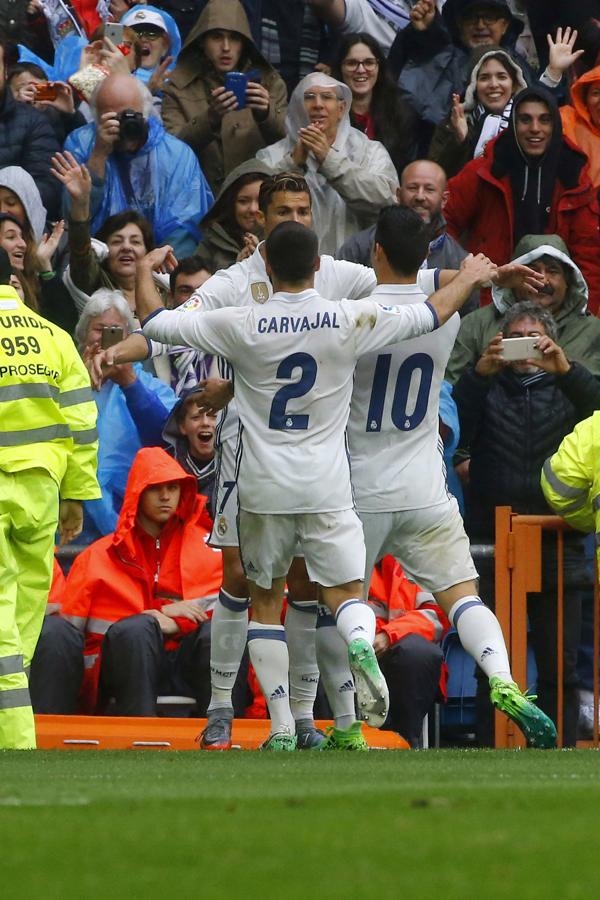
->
<box><xmin>180</xmin><ymin>268</ymin><xmax>239</xmax><ymax>313</ymax></box>
<box><xmin>351</xmin><ymin>298</ymin><xmax>437</xmax><ymax>356</ymax></box>
<box><xmin>332</xmin><ymin>258</ymin><xmax>377</xmax><ymax>299</ymax></box>
<box><xmin>416</xmin><ymin>267</ymin><xmax>440</xmax><ymax>297</ymax></box>
<box><xmin>142</xmin><ymin>307</ymin><xmax>238</xmax><ymax>359</ymax></box>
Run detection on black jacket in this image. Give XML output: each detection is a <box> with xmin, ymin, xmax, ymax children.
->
<box><xmin>454</xmin><ymin>362</ymin><xmax>600</xmax><ymax>538</ymax></box>
<box><xmin>0</xmin><ymin>89</ymin><xmax>61</xmax><ymax>220</ymax></box>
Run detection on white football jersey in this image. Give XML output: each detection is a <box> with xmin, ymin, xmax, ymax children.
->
<box><xmin>348</xmin><ymin>279</ymin><xmax>460</xmax><ymax>512</ymax></box>
<box><xmin>178</xmin><ymin>244</ymin><xmax>377</xmax><ymax>444</ymax></box>
<box><xmin>143</xmin><ymin>290</ymin><xmax>438</xmax><ymax>514</ymax></box>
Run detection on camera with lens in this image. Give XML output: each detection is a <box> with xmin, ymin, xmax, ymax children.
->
<box><xmin>117</xmin><ymin>108</ymin><xmax>147</xmax><ymax>144</ymax></box>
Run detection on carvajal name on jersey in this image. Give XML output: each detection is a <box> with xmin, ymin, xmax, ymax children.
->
<box><xmin>257</xmin><ymin>311</ymin><xmax>340</xmax><ymax>334</ymax></box>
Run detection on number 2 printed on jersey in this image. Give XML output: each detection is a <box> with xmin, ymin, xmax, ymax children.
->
<box><xmin>269</xmin><ymin>352</ymin><xmax>317</xmax><ymax>430</ymax></box>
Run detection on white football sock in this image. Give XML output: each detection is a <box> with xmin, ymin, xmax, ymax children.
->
<box><xmin>335</xmin><ymin>598</ymin><xmax>376</xmax><ymax>646</ymax></box>
<box><xmin>316</xmin><ymin>605</ymin><xmax>356</xmax><ymax>730</ymax></box>
<box><xmin>448</xmin><ymin>596</ymin><xmax>512</xmax><ymax>681</ymax></box>
<box><xmin>208</xmin><ymin>589</ymin><xmax>249</xmax><ymax>712</ymax></box>
<box><xmin>284</xmin><ymin>599</ymin><xmax>319</xmax><ymax>722</ymax></box>
<box><xmin>247</xmin><ymin>622</ymin><xmax>295</xmax><ymax>736</ymax></box>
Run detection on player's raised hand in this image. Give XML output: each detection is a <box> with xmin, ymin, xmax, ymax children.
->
<box><xmin>195</xmin><ymin>378</ymin><xmax>234</xmax><ymax>413</ymax></box>
<box><xmin>493</xmin><ymin>263</ymin><xmax>546</xmax><ymax>292</ymax></box>
<box><xmin>460</xmin><ymin>252</ymin><xmax>496</xmax><ymax>287</ymax></box>
<box><xmin>140</xmin><ymin>245</ymin><xmax>178</xmax><ymax>274</ymax></box>
<box><xmin>475</xmin><ymin>332</ymin><xmax>506</xmax><ymax>377</ymax></box>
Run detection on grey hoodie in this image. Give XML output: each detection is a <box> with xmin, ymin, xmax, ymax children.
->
<box><xmin>0</xmin><ymin>166</ymin><xmax>47</xmax><ymax>242</ymax></box>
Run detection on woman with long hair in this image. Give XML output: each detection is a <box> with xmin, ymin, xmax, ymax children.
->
<box><xmin>196</xmin><ymin>159</ymin><xmax>271</xmax><ymax>271</ymax></box>
<box><xmin>332</xmin><ymin>31</ymin><xmax>417</xmax><ymax>175</ymax></box>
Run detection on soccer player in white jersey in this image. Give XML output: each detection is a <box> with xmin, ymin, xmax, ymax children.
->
<box><xmin>89</xmin><ymin>173</ymin><xmax>379</xmax><ymax>751</ymax></box>
<box><xmin>137</xmin><ymin>222</ymin><xmax>497</xmax><ymax>749</ymax></box>
<box><xmin>342</xmin><ymin>205</ymin><xmax>556</xmax><ymax>749</ymax></box>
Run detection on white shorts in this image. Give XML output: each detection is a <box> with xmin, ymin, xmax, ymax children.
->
<box><xmin>359</xmin><ymin>496</ymin><xmax>478</xmax><ymax>595</ymax></box>
<box><xmin>209</xmin><ymin>437</ymin><xmax>239</xmax><ymax>548</ymax></box>
<box><xmin>238</xmin><ymin>509</ymin><xmax>366</xmax><ymax>590</ymax></box>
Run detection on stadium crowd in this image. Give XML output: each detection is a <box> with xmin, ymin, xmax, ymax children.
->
<box><xmin>1</xmin><ymin>0</ymin><xmax>600</xmax><ymax>751</ymax></box>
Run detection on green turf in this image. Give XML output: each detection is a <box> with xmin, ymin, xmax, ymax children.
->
<box><xmin>1</xmin><ymin>749</ymin><xmax>599</xmax><ymax>899</ymax></box>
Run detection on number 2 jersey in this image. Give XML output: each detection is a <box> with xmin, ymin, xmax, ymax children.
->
<box><xmin>347</xmin><ymin>279</ymin><xmax>460</xmax><ymax>513</ymax></box>
<box><xmin>143</xmin><ymin>290</ymin><xmax>438</xmax><ymax>515</ymax></box>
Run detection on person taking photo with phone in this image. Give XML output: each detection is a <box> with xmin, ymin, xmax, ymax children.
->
<box><xmin>453</xmin><ymin>300</ymin><xmax>600</xmax><ymax>748</ymax></box>
<box><xmin>162</xmin><ymin>0</ymin><xmax>288</xmax><ymax>193</ymax></box>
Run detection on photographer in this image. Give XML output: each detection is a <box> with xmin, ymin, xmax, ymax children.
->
<box><xmin>453</xmin><ymin>301</ymin><xmax>600</xmax><ymax>746</ymax></box>
<box><xmin>63</xmin><ymin>73</ymin><xmax>213</xmax><ymax>258</ymax></box>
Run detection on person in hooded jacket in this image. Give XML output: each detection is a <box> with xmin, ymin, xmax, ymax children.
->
<box><xmin>444</xmin><ymin>85</ymin><xmax>600</xmax><ymax>315</ymax></box>
<box><xmin>121</xmin><ymin>5</ymin><xmax>182</xmax><ymax>96</ymax></box>
<box><xmin>560</xmin><ymin>63</ymin><xmax>600</xmax><ymax>191</ymax></box>
<box><xmin>195</xmin><ymin>158</ymin><xmax>271</xmax><ymax>272</ymax></box>
<box><xmin>54</xmin><ymin>448</ymin><xmax>231</xmax><ymax>716</ymax></box>
<box><xmin>445</xmin><ymin>234</ymin><xmax>600</xmax><ymax>385</ymax></box>
<box><xmin>388</xmin><ymin>0</ymin><xmax>576</xmax><ymax>141</ymax></box>
<box><xmin>161</xmin><ymin>0</ymin><xmax>288</xmax><ymax>193</ymax></box>
<box><xmin>429</xmin><ymin>45</ymin><xmax>528</xmax><ymax>178</ymax></box>
<box><xmin>257</xmin><ymin>72</ymin><xmax>399</xmax><ymax>256</ymax></box>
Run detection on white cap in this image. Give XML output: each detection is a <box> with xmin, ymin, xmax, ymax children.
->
<box><xmin>122</xmin><ymin>9</ymin><xmax>168</xmax><ymax>32</ymax></box>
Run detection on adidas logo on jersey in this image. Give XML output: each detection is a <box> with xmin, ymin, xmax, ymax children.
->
<box><xmin>339</xmin><ymin>679</ymin><xmax>355</xmax><ymax>693</ymax></box>
<box><xmin>270</xmin><ymin>684</ymin><xmax>287</xmax><ymax>701</ymax></box>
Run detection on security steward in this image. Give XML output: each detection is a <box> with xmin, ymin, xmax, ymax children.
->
<box><xmin>0</xmin><ymin>248</ymin><xmax>100</xmax><ymax>749</ymax></box>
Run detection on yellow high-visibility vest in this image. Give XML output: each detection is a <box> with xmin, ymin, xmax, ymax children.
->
<box><xmin>0</xmin><ymin>286</ymin><xmax>100</xmax><ymax>500</ymax></box>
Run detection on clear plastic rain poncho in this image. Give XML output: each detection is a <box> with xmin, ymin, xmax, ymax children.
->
<box><xmin>257</xmin><ymin>73</ymin><xmax>398</xmax><ymax>256</ymax></box>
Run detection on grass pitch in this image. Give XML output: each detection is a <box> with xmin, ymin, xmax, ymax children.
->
<box><xmin>1</xmin><ymin>749</ymin><xmax>599</xmax><ymax>900</ymax></box>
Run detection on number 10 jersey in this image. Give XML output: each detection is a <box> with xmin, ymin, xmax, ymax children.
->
<box><xmin>348</xmin><ymin>280</ymin><xmax>460</xmax><ymax>513</ymax></box>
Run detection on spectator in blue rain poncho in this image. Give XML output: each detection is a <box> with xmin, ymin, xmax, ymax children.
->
<box><xmin>121</xmin><ymin>5</ymin><xmax>181</xmax><ymax>94</ymax></box>
<box><xmin>64</xmin><ymin>73</ymin><xmax>213</xmax><ymax>257</ymax></box>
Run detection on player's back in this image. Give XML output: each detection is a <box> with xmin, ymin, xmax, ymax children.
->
<box><xmin>347</xmin><ymin>282</ymin><xmax>460</xmax><ymax>512</ymax></box>
<box><xmin>229</xmin><ymin>289</ymin><xmax>360</xmax><ymax>516</ymax></box>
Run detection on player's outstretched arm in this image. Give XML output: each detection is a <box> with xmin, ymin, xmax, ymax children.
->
<box><xmin>87</xmin><ymin>334</ymin><xmax>150</xmax><ymax>391</ymax></box>
<box><xmin>429</xmin><ymin>254</ymin><xmax>496</xmax><ymax>325</ymax></box>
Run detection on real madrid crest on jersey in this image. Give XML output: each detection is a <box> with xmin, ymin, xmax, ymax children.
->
<box><xmin>217</xmin><ymin>516</ymin><xmax>228</xmax><ymax>537</ymax></box>
<box><xmin>251</xmin><ymin>282</ymin><xmax>270</xmax><ymax>304</ymax></box>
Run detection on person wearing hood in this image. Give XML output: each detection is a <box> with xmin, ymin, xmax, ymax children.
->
<box><xmin>388</xmin><ymin>1</ymin><xmax>576</xmax><ymax>141</ymax></box>
<box><xmin>163</xmin><ymin>386</ymin><xmax>217</xmax><ymax>519</ymax></box>
<box><xmin>445</xmin><ymin>234</ymin><xmax>600</xmax><ymax>385</ymax></box>
<box><xmin>0</xmin><ymin>39</ymin><xmax>62</xmax><ymax>221</ymax></box>
<box><xmin>121</xmin><ymin>5</ymin><xmax>181</xmax><ymax>95</ymax></box>
<box><xmin>64</xmin><ymin>73</ymin><xmax>213</xmax><ymax>258</ymax></box>
<box><xmin>444</xmin><ymin>85</ymin><xmax>600</xmax><ymax>315</ymax></box>
<box><xmin>162</xmin><ymin>0</ymin><xmax>288</xmax><ymax>193</ymax></box>
<box><xmin>429</xmin><ymin>45</ymin><xmax>528</xmax><ymax>177</ymax></box>
<box><xmin>0</xmin><ymin>165</ymin><xmax>78</xmax><ymax>332</ymax></box>
<box><xmin>453</xmin><ymin>300</ymin><xmax>600</xmax><ymax>746</ymax></box>
<box><xmin>257</xmin><ymin>73</ymin><xmax>399</xmax><ymax>256</ymax></box>
<box><xmin>196</xmin><ymin>159</ymin><xmax>271</xmax><ymax>272</ymax></box>
<box><xmin>560</xmin><ymin>63</ymin><xmax>600</xmax><ymax>189</ymax></box>
<box><xmin>55</xmin><ymin>447</ymin><xmax>227</xmax><ymax>716</ymax></box>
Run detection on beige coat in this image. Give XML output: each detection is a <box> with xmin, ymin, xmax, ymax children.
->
<box><xmin>162</xmin><ymin>0</ymin><xmax>287</xmax><ymax>192</ymax></box>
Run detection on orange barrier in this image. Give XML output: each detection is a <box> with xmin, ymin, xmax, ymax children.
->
<box><xmin>35</xmin><ymin>715</ymin><xmax>410</xmax><ymax>751</ymax></box>
<box><xmin>494</xmin><ymin>507</ymin><xmax>600</xmax><ymax>748</ymax></box>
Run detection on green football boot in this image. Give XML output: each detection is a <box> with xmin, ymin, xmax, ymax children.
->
<box><xmin>490</xmin><ymin>677</ymin><xmax>557</xmax><ymax>748</ymax></box>
<box><xmin>348</xmin><ymin>637</ymin><xmax>389</xmax><ymax>727</ymax></box>
<box><xmin>259</xmin><ymin>732</ymin><xmax>298</xmax><ymax>751</ymax></box>
<box><xmin>321</xmin><ymin>721</ymin><xmax>369</xmax><ymax>751</ymax></box>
